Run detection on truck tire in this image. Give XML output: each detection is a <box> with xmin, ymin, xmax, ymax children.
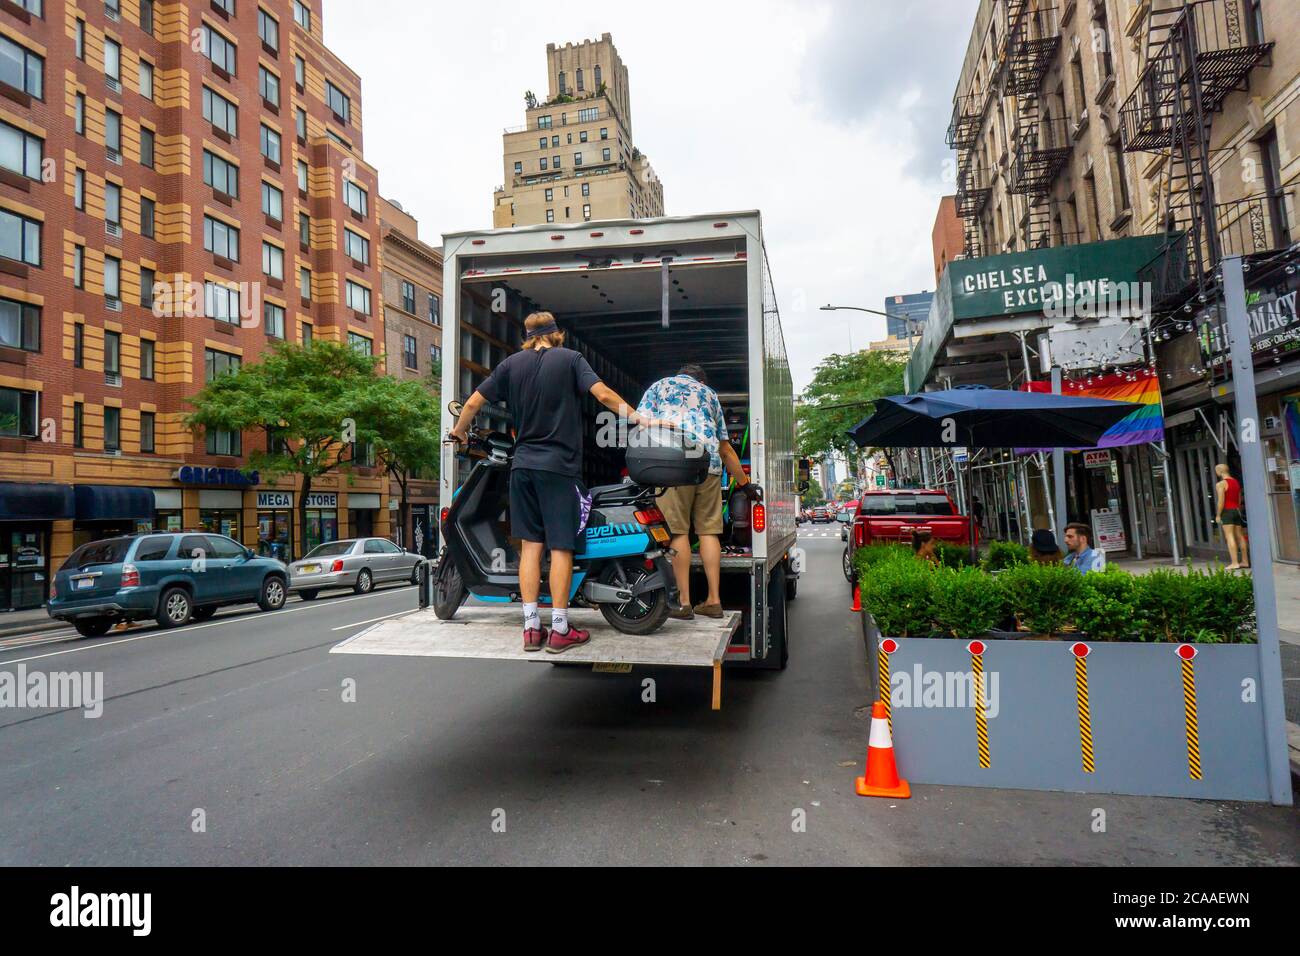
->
<box><xmin>596</xmin><ymin>561</ymin><xmax>669</xmax><ymax>635</ymax></box>
<box><xmin>433</xmin><ymin>560</ymin><xmax>467</xmax><ymax>620</ymax></box>
<box><xmin>766</xmin><ymin>564</ymin><xmax>789</xmax><ymax>670</ymax></box>
<box><xmin>785</xmin><ymin>569</ymin><xmax>798</xmax><ymax>601</ymax></box>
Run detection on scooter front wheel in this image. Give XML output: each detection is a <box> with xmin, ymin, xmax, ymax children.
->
<box><xmin>432</xmin><ymin>558</ymin><xmax>467</xmax><ymax>620</ymax></box>
<box><xmin>596</xmin><ymin>561</ymin><xmax>669</xmax><ymax>635</ymax></box>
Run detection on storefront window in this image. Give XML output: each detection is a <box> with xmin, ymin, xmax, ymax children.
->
<box><xmin>154</xmin><ymin>510</ymin><xmax>182</xmax><ymax>532</ymax></box>
<box><xmin>258</xmin><ymin>509</ymin><xmax>293</xmax><ymax>561</ymax></box>
<box><xmin>199</xmin><ymin>509</ymin><xmax>241</xmax><ymax>540</ymax></box>
<box><xmin>304</xmin><ymin>509</ymin><xmax>337</xmax><ymax>552</ymax></box>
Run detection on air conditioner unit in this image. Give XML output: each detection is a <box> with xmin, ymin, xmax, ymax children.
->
<box><xmin>107</xmin><ymin>77</ymin><xmax>121</xmax><ymax>93</ymax></box>
<box><xmin>107</xmin><ymin>148</ymin><xmax>122</xmax><ymax>165</ymax></box>
<box><xmin>106</xmin><ymin>221</ymin><xmax>122</xmax><ymax>237</ymax></box>
<box><xmin>106</xmin><ymin>297</ymin><xmax>122</xmax><ymax>313</ymax></box>
<box><xmin>105</xmin><ymin>4</ymin><xmax>120</xmax><ymax>20</ymax></box>
<box><xmin>106</xmin><ymin>370</ymin><xmax>122</xmax><ymax>385</ymax></box>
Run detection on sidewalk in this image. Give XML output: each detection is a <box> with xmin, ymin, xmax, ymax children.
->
<box><xmin>0</xmin><ymin>606</ymin><xmax>63</xmax><ymax>639</ymax></box>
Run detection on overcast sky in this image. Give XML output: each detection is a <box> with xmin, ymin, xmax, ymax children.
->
<box><xmin>323</xmin><ymin>0</ymin><xmax>974</xmax><ymax>392</ymax></box>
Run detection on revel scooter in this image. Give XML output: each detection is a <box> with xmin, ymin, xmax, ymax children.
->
<box><xmin>432</xmin><ymin>404</ymin><xmax>705</xmax><ymax>635</ymax></box>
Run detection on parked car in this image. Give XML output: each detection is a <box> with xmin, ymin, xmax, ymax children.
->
<box><xmin>842</xmin><ymin>489</ymin><xmax>973</xmax><ymax>584</ymax></box>
<box><xmin>48</xmin><ymin>533</ymin><xmax>289</xmax><ymax>637</ymax></box>
<box><xmin>287</xmin><ymin>537</ymin><xmax>423</xmax><ymax>599</ymax></box>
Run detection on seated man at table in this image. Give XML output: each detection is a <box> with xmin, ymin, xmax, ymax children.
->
<box><xmin>1063</xmin><ymin>522</ymin><xmax>1101</xmax><ymax>574</ymax></box>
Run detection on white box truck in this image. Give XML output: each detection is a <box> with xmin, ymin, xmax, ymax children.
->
<box><xmin>334</xmin><ymin>211</ymin><xmax>801</xmax><ymax>689</ymax></box>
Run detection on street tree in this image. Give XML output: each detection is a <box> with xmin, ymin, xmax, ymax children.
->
<box><xmin>361</xmin><ymin>367</ymin><xmax>442</xmax><ymax>553</ymax></box>
<box><xmin>184</xmin><ymin>340</ymin><xmax>389</xmax><ymax>558</ymax></box>
<box><xmin>797</xmin><ymin>350</ymin><xmax>904</xmax><ymax>461</ymax></box>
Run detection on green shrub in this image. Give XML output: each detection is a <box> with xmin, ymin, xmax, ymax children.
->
<box><xmin>1131</xmin><ymin>569</ymin><xmax>1196</xmax><ymax>642</ymax></box>
<box><xmin>852</xmin><ymin>543</ymin><xmax>911</xmax><ymax>579</ymax></box>
<box><xmin>935</xmin><ymin>542</ymin><xmax>974</xmax><ymax>569</ymax></box>
<box><xmin>931</xmin><ymin>566</ymin><xmax>1008</xmax><ymax>639</ymax></box>
<box><xmin>1070</xmin><ymin>568</ymin><xmax>1137</xmax><ymax>641</ymax></box>
<box><xmin>983</xmin><ymin>540</ymin><xmax>1029</xmax><ymax>572</ymax></box>
<box><xmin>1185</xmin><ymin>567</ymin><xmax>1256</xmax><ymax>643</ymax></box>
<box><xmin>860</xmin><ymin>556</ymin><xmax>936</xmax><ymax>637</ymax></box>
<box><xmin>999</xmin><ymin>562</ymin><xmax>1084</xmax><ymax>635</ymax></box>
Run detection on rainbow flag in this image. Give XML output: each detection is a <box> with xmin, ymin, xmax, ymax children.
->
<box><xmin>1024</xmin><ymin>369</ymin><xmax>1164</xmax><ymax>448</ymax></box>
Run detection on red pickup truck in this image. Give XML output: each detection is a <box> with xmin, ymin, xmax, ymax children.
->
<box><xmin>841</xmin><ymin>489</ymin><xmax>974</xmax><ymax>583</ymax></box>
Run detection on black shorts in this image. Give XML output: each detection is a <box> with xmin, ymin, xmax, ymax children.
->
<box><xmin>1220</xmin><ymin>508</ymin><xmax>1244</xmax><ymax>527</ymax></box>
<box><xmin>510</xmin><ymin>468</ymin><xmax>591</xmax><ymax>551</ymax></box>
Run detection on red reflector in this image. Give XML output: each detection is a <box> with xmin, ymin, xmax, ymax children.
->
<box><xmin>629</xmin><ymin>229</ymin><xmax>644</xmax><ymax>235</ymax></box>
<box><xmin>590</xmin><ymin>231</ymin><xmax>604</xmax><ymax>237</ymax></box>
<box><xmin>644</xmin><ymin>559</ymin><xmax>655</xmax><ymax>571</ymax></box>
<box><xmin>331</xmin><ymin>559</ymin><xmax>344</xmax><ymax>573</ymax></box>
<box><xmin>440</xmin><ymin>507</ymin><xmax>449</xmax><ymax>524</ymax></box>
<box><xmin>471</xmin><ymin>239</ymin><xmax>485</xmax><ymax>246</ymax></box>
<box><xmin>752</xmin><ymin>504</ymin><xmax>766</xmax><ymax>533</ymax></box>
<box><xmin>713</xmin><ymin>222</ymin><xmax>728</xmax><ymax>228</ymax></box>
<box><xmin>550</xmin><ymin>234</ymin><xmax>565</xmax><ymax>240</ymax></box>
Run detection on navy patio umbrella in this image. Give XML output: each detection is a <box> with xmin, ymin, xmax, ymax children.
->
<box><xmin>847</xmin><ymin>386</ymin><xmax>1143</xmax><ymax>561</ymax></box>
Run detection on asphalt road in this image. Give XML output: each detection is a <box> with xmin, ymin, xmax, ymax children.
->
<box><xmin>0</xmin><ymin>535</ymin><xmax>1295</xmax><ymax>866</ymax></box>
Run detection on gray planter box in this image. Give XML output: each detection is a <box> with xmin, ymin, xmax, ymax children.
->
<box><xmin>861</xmin><ymin>612</ymin><xmax>1271</xmax><ymax>801</ymax></box>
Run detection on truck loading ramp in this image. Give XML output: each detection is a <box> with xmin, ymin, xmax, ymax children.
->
<box><xmin>331</xmin><ymin>606</ymin><xmax>743</xmax><ymax>709</ymax></box>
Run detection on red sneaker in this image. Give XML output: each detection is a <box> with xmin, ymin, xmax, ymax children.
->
<box><xmin>545</xmin><ymin>626</ymin><xmax>591</xmax><ymax>654</ymax></box>
<box><xmin>523</xmin><ymin>627</ymin><xmax>549</xmax><ymax>652</ymax></box>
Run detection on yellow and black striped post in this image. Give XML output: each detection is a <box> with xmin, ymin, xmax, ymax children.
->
<box><xmin>878</xmin><ymin>638</ymin><xmax>897</xmax><ymax>733</ymax></box>
<box><xmin>968</xmin><ymin>640</ymin><xmax>990</xmax><ymax>769</ymax></box>
<box><xmin>1071</xmin><ymin>643</ymin><xmax>1095</xmax><ymax>774</ymax></box>
<box><xmin>1177</xmin><ymin>644</ymin><xmax>1202</xmax><ymax>781</ymax></box>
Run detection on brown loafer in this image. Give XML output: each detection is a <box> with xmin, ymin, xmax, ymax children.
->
<box><xmin>693</xmin><ymin>602</ymin><xmax>724</xmax><ymax>619</ymax></box>
<box><xmin>668</xmin><ymin>606</ymin><xmax>695</xmax><ymax>621</ymax></box>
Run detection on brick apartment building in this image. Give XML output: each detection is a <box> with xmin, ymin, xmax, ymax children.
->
<box><xmin>0</xmin><ymin>0</ymin><xmax>386</xmax><ymax>611</ymax></box>
<box><xmin>376</xmin><ymin>194</ymin><xmax>441</xmax><ymax>556</ymax></box>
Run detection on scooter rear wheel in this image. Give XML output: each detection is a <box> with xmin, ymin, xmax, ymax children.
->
<box><xmin>432</xmin><ymin>558</ymin><xmax>467</xmax><ymax>620</ymax></box>
<box><xmin>596</xmin><ymin>561</ymin><xmax>669</xmax><ymax>635</ymax></box>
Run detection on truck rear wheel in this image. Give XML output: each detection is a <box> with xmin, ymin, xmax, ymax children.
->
<box><xmin>765</xmin><ymin>564</ymin><xmax>789</xmax><ymax>670</ymax></box>
<box><xmin>596</xmin><ymin>561</ymin><xmax>669</xmax><ymax>635</ymax></box>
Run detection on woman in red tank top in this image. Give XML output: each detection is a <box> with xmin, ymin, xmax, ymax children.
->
<box><xmin>1215</xmin><ymin>463</ymin><xmax>1249</xmax><ymax>570</ymax></box>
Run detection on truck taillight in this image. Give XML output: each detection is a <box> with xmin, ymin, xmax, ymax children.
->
<box><xmin>854</xmin><ymin>522</ymin><xmax>865</xmax><ymax>547</ymax></box>
<box><xmin>49</xmin><ymin>580</ymin><xmax>57</xmax><ymax>600</ymax></box>
<box><xmin>121</xmin><ymin>563</ymin><xmax>140</xmax><ymax>588</ymax></box>
<box><xmin>440</xmin><ymin>507</ymin><xmax>449</xmax><ymax>524</ymax></box>
<box><xmin>331</xmin><ymin>559</ymin><xmax>345</xmax><ymax>573</ymax></box>
<box><xmin>752</xmin><ymin>504</ymin><xmax>766</xmax><ymax>533</ymax></box>
<box><xmin>634</xmin><ymin>508</ymin><xmax>665</xmax><ymax>526</ymax></box>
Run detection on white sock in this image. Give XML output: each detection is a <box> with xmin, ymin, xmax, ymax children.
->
<box><xmin>523</xmin><ymin>603</ymin><xmax>540</xmax><ymax>631</ymax></box>
<box><xmin>551</xmin><ymin>608</ymin><xmax>569</xmax><ymax>634</ymax></box>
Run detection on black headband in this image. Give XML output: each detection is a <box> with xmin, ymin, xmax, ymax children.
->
<box><xmin>528</xmin><ymin>322</ymin><xmax>560</xmax><ymax>337</ymax></box>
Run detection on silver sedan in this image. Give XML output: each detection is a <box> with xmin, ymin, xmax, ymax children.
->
<box><xmin>287</xmin><ymin>537</ymin><xmax>424</xmax><ymax>599</ymax></box>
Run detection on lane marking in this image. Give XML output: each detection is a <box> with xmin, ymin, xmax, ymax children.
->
<box><xmin>0</xmin><ymin>588</ymin><xmax>416</xmax><ymax>667</ymax></box>
<box><xmin>331</xmin><ymin>610</ymin><xmax>412</xmax><ymax>631</ymax></box>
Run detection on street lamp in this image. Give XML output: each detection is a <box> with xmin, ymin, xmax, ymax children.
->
<box><xmin>820</xmin><ymin>304</ymin><xmax>925</xmax><ymax>353</ymax></box>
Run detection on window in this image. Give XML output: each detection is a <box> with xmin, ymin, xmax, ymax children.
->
<box><xmin>0</xmin><ymin>37</ymin><xmax>42</xmax><ymax>99</ymax></box>
<box><xmin>73</xmin><ymin>401</ymin><xmax>84</xmax><ymax>447</ymax></box>
<box><xmin>0</xmin><ymin>121</ymin><xmax>42</xmax><ymax>179</ymax></box>
<box><xmin>103</xmin><ymin>406</ymin><xmax>120</xmax><ymax>452</ymax></box>
<box><xmin>260</xmin><ymin>124</ymin><xmax>281</xmax><ymax>164</ymax></box>
<box><xmin>207</xmin><ymin>426</ymin><xmax>241</xmax><ymax>456</ymax></box>
<box><xmin>600</xmin><ymin>127</ymin><xmax>608</xmax><ymax>140</ymax></box>
<box><xmin>343</xmin><ymin>228</ymin><xmax>369</xmax><ymax>264</ymax></box>
<box><xmin>264</xmin><ymin>301</ymin><xmax>284</xmax><ymax>338</ymax></box>
<box><xmin>343</xmin><ymin>179</ymin><xmax>368</xmax><ymax>215</ymax></box>
<box><xmin>538</xmin><ymin>137</ymin><xmax>547</xmax><ymax>150</ymax></box>
<box><xmin>298</xmin><ymin>211</ymin><xmax>310</xmax><ymax>246</ymax></box>
<box><xmin>203</xmin><ymin>86</ymin><xmax>237</xmax><ymax>135</ymax></box>
<box><xmin>301</xmin><ymin>322</ymin><xmax>313</xmax><ymax>345</ymax></box>
<box><xmin>293</xmin><ymin>0</ymin><xmax>311</xmax><ymax>30</ymax></box>
<box><xmin>140</xmin><ymin>337</ymin><xmax>155</xmax><ymax>378</ymax></box>
<box><xmin>203</xmin><ymin>150</ymin><xmax>239</xmax><ymax>197</ymax></box>
<box><xmin>583</xmin><ymin>203</ymin><xmax>591</xmax><ymax>221</ymax></box>
<box><xmin>403</xmin><ymin>334</ymin><xmax>417</xmax><ymax>370</ymax></box>
<box><xmin>205</xmin><ymin>347</ymin><xmax>241</xmax><ymax>381</ymax></box>
<box><xmin>75</xmin><ymin>19</ymin><xmax>85</xmax><ymax>60</ymax></box>
<box><xmin>1083</xmin><ymin>170</ymin><xmax>1102</xmax><ymax>240</ymax></box>
<box><xmin>200</xmin><ymin>24</ymin><xmax>236</xmax><ymax>75</ymax></box>
<box><xmin>1070</xmin><ymin>54</ymin><xmax>1087</xmax><ymax>122</ymax></box>
<box><xmin>104</xmin><ymin>38</ymin><xmax>121</xmax><ymax>87</ymax></box>
<box><xmin>553</xmin><ymin>155</ymin><xmax>560</xmax><ymax>168</ymax></box>
<box><xmin>259</xmin><ymin>66</ymin><xmax>279</xmax><ymax>107</ymax></box>
<box><xmin>73</xmin><ymin>323</ymin><xmax>84</xmax><ymax>365</ymax></box>
<box><xmin>103</xmin><ymin>257</ymin><xmax>120</xmax><ymax>304</ymax></box>
<box><xmin>140</xmin><ymin>411</ymin><xmax>155</xmax><ymax>453</ymax></box>
<box><xmin>203</xmin><ymin>215</ymin><xmax>239</xmax><ymax>260</ymax></box>
<box><xmin>538</xmin><ymin>115</ymin><xmax>552</xmax><ymax>130</ymax></box>
<box><xmin>400</xmin><ymin>280</ymin><xmax>415</xmax><ymax>312</ymax></box>
<box><xmin>576</xmin><ymin>68</ymin><xmax>584</xmax><ymax>93</ymax></box>
<box><xmin>602</xmin><ymin>147</ymin><xmax>611</xmax><ymax>162</ymax></box>
<box><xmin>139</xmin><ymin>60</ymin><xmax>154</xmax><ymax>100</ymax></box>
<box><xmin>0</xmin><ymin>297</ymin><xmax>39</xmax><ymax>352</ymax></box>
<box><xmin>258</xmin><ymin>8</ymin><xmax>279</xmax><ymax>52</ymax></box>
<box><xmin>140</xmin><ymin>0</ymin><xmax>154</xmax><ymax>34</ymax></box>
<box><xmin>299</xmin><ymin>266</ymin><xmax>311</xmax><ymax>299</ymax></box>
<box><xmin>578</xmin><ymin>107</ymin><xmax>598</xmax><ymax>123</ymax></box>
<box><xmin>139</xmin><ymin>127</ymin><xmax>154</xmax><ymax>168</ymax></box>
<box><xmin>347</xmin><ymin>331</ymin><xmax>371</xmax><ymax>355</ymax></box>
<box><xmin>581</xmin><ymin>182</ymin><xmax>589</xmax><ymax>197</ymax></box>
<box><xmin>552</xmin><ymin>135</ymin><xmax>559</xmax><ymax>147</ymax></box>
<box><xmin>345</xmin><ymin>280</ymin><xmax>370</xmax><ymax>314</ymax></box>
<box><xmin>294</xmin><ymin>55</ymin><xmax>305</xmax><ymax>87</ymax></box>
<box><xmin>594</xmin><ymin>65</ymin><xmax>602</xmax><ymax>88</ymax></box>
<box><xmin>545</xmin><ymin>209</ymin><xmax>554</xmax><ymax>223</ymax></box>
<box><xmin>211</xmin><ymin>0</ymin><xmax>234</xmax><ymax>14</ymax></box>
<box><xmin>544</xmin><ymin>188</ymin><xmax>553</xmax><ymax>202</ymax></box>
<box><xmin>261</xmin><ymin>241</ymin><xmax>283</xmax><ymax>279</ymax></box>
<box><xmin>140</xmin><ymin>268</ymin><xmax>155</xmax><ymax>310</ymax></box>
<box><xmin>540</xmin><ymin>157</ymin><xmax>548</xmax><ymax>171</ymax></box>
<box><xmin>427</xmin><ymin>293</ymin><xmax>440</xmax><ymax>324</ymax></box>
<box><xmin>514</xmin><ymin>161</ymin><xmax>523</xmax><ymax>175</ymax></box>
<box><xmin>75</xmin><ymin>93</ymin><xmax>85</xmax><ymax>134</ymax></box>
<box><xmin>326</xmin><ymin>81</ymin><xmax>350</xmax><ymax>123</ymax></box>
<box><xmin>0</xmin><ymin>209</ymin><xmax>40</xmax><ymax>266</ymax></box>
<box><xmin>105</xmin><ymin>109</ymin><xmax>122</xmax><ymax>154</ymax></box>
<box><xmin>580</xmin><ymin>130</ymin><xmax>587</xmax><ymax>143</ymax></box>
<box><xmin>429</xmin><ymin>343</ymin><xmax>441</xmax><ymax>365</ymax></box>
<box><xmin>205</xmin><ymin>281</ymin><xmax>240</xmax><ymax>324</ymax></box>
<box><xmin>296</xmin><ymin>107</ymin><xmax>306</xmax><ymax>139</ymax></box>
<box><xmin>104</xmin><ymin>330</ymin><xmax>120</xmax><ymax>377</ymax></box>
<box><xmin>140</xmin><ymin>196</ymin><xmax>155</xmax><ymax>238</ymax></box>
<box><xmin>73</xmin><ymin>245</ymin><xmax>83</xmax><ymax>288</ymax></box>
<box><xmin>1109</xmin><ymin>134</ymin><xmax>1131</xmax><ymax>215</ymax></box>
<box><xmin>0</xmin><ymin>387</ymin><xmax>36</xmax><ymax>437</ymax></box>
<box><xmin>1092</xmin><ymin>5</ymin><xmax>1114</xmax><ymax>80</ymax></box>
<box><xmin>557</xmin><ymin>72</ymin><xmax>566</xmax><ymax>95</ymax></box>
<box><xmin>262</xmin><ymin>180</ymin><xmax>283</xmax><ymax>220</ymax></box>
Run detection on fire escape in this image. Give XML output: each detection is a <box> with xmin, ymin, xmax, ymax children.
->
<box><xmin>1119</xmin><ymin>0</ymin><xmax>1276</xmax><ymax>308</ymax></box>
<box><xmin>948</xmin><ymin>90</ymin><xmax>989</xmax><ymax>259</ymax></box>
<box><xmin>1005</xmin><ymin>0</ymin><xmax>1068</xmax><ymax>250</ymax></box>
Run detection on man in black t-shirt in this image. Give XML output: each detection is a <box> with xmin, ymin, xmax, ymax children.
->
<box><xmin>448</xmin><ymin>311</ymin><xmax>649</xmax><ymax>654</ymax></box>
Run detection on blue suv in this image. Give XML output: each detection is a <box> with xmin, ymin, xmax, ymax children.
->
<box><xmin>48</xmin><ymin>533</ymin><xmax>289</xmax><ymax>638</ymax></box>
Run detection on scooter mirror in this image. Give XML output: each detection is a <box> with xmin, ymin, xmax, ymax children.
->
<box><xmin>447</xmin><ymin>400</ymin><xmax>464</xmax><ymax>418</ymax></box>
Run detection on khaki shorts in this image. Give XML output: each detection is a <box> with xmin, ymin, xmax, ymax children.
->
<box><xmin>657</xmin><ymin>473</ymin><xmax>724</xmax><ymax>537</ymax></box>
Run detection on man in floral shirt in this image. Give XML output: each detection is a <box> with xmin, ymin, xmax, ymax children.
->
<box><xmin>636</xmin><ymin>365</ymin><xmax>749</xmax><ymax>619</ymax></box>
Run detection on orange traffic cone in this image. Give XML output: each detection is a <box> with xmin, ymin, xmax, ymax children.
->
<box><xmin>850</xmin><ymin>584</ymin><xmax>862</xmax><ymax>613</ymax></box>
<box><xmin>855</xmin><ymin>701</ymin><xmax>910</xmax><ymax>798</ymax></box>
